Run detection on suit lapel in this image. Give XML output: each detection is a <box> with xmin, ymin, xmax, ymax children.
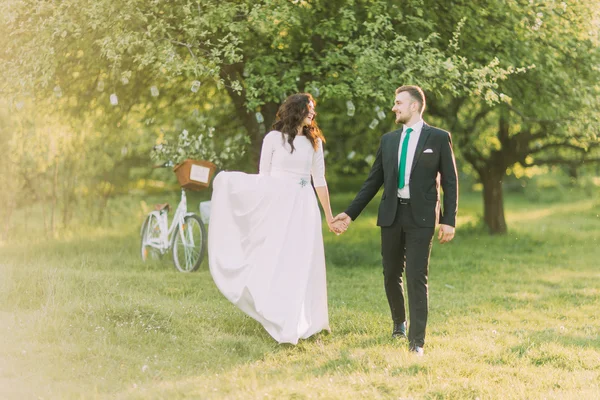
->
<box><xmin>410</xmin><ymin>123</ymin><xmax>432</xmax><ymax>173</ymax></box>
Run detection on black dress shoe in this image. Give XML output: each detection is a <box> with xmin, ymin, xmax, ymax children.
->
<box><xmin>392</xmin><ymin>321</ymin><xmax>407</xmax><ymax>339</ymax></box>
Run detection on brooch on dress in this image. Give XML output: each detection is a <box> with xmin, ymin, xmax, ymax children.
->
<box><xmin>299</xmin><ymin>178</ymin><xmax>309</xmax><ymax>187</ymax></box>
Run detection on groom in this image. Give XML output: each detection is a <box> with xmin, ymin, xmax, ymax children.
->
<box><xmin>333</xmin><ymin>85</ymin><xmax>458</xmax><ymax>356</ymax></box>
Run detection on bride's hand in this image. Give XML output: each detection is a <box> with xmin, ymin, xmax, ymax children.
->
<box><xmin>327</xmin><ymin>218</ymin><xmax>347</xmax><ymax>235</ymax></box>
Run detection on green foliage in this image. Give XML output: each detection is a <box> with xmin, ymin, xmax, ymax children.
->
<box><xmin>150</xmin><ymin>122</ymin><xmax>250</xmax><ymax>169</ymax></box>
<box><xmin>2</xmin><ymin>0</ymin><xmax>523</xmax><ymax>118</ymax></box>
<box><xmin>2</xmin><ymin>0</ymin><xmax>599</xmax><ymax>236</ymax></box>
<box><xmin>426</xmin><ymin>0</ymin><xmax>600</xmax><ymax>159</ymax></box>
<box><xmin>418</xmin><ymin>0</ymin><xmax>600</xmax><ymax>232</ymax></box>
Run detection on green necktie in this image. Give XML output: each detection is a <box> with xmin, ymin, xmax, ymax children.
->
<box><xmin>398</xmin><ymin>127</ymin><xmax>413</xmax><ymax>189</ymax></box>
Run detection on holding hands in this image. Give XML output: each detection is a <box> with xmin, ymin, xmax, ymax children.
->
<box><xmin>328</xmin><ymin>214</ymin><xmax>456</xmax><ymax>242</ymax></box>
<box><xmin>327</xmin><ymin>212</ymin><xmax>351</xmax><ymax>235</ymax></box>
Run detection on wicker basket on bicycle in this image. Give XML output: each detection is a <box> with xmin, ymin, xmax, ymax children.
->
<box><xmin>173</xmin><ymin>159</ymin><xmax>217</xmax><ymax>190</ymax></box>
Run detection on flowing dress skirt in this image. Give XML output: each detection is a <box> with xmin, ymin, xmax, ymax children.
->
<box><xmin>208</xmin><ymin>171</ymin><xmax>330</xmax><ymax>344</ymax></box>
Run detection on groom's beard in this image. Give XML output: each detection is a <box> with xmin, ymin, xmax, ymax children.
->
<box><xmin>395</xmin><ymin>115</ymin><xmax>409</xmax><ymax>125</ymax></box>
<box><xmin>396</xmin><ymin>114</ymin><xmax>413</xmax><ymax>125</ymax></box>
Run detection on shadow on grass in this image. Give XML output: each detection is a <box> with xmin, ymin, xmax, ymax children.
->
<box><xmin>492</xmin><ymin>329</ymin><xmax>600</xmax><ymax>371</ymax></box>
<box><xmin>3</xmin><ymin>230</ymin><xmax>138</xmax><ymax>260</ymax></box>
<box><xmin>507</xmin><ymin>197</ymin><xmax>599</xmax><ymax>225</ymax></box>
<box><xmin>326</xmin><ymin>242</ymin><xmax>381</xmax><ymax>268</ymax></box>
<box><xmin>523</xmin><ymin>327</ymin><xmax>600</xmax><ymax>350</ymax></box>
<box><xmin>312</xmin><ymin>349</ymin><xmax>368</xmax><ymax>375</ymax></box>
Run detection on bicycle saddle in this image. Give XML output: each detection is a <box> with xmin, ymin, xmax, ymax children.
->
<box><xmin>154</xmin><ymin>203</ymin><xmax>171</xmax><ymax>212</ymax></box>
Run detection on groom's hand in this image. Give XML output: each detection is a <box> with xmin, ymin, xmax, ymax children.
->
<box><xmin>332</xmin><ymin>213</ymin><xmax>351</xmax><ymax>234</ymax></box>
<box><xmin>438</xmin><ymin>224</ymin><xmax>455</xmax><ymax>244</ymax></box>
<box><xmin>327</xmin><ymin>219</ymin><xmax>344</xmax><ymax>234</ymax></box>
<box><xmin>330</xmin><ymin>220</ymin><xmax>346</xmax><ymax>235</ymax></box>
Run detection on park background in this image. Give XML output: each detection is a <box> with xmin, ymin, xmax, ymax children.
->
<box><xmin>1</xmin><ymin>0</ymin><xmax>600</xmax><ymax>398</ymax></box>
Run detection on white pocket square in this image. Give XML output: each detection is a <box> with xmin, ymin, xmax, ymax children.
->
<box><xmin>423</xmin><ymin>149</ymin><xmax>434</xmax><ymax>153</ymax></box>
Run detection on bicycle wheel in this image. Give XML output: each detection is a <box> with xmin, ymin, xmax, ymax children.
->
<box><xmin>172</xmin><ymin>214</ymin><xmax>206</xmax><ymax>272</ymax></box>
<box><xmin>140</xmin><ymin>214</ymin><xmax>162</xmax><ymax>261</ymax></box>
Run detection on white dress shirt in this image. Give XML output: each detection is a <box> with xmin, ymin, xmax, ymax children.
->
<box><xmin>397</xmin><ymin>119</ymin><xmax>424</xmax><ymax>199</ymax></box>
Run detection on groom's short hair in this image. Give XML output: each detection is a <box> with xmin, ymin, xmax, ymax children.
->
<box><xmin>395</xmin><ymin>85</ymin><xmax>426</xmax><ymax>113</ymax></box>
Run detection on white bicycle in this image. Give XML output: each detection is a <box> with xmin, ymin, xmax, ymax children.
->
<box><xmin>140</xmin><ymin>164</ymin><xmax>207</xmax><ymax>272</ymax></box>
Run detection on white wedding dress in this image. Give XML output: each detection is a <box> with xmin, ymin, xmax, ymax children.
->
<box><xmin>208</xmin><ymin>130</ymin><xmax>330</xmax><ymax>344</ymax></box>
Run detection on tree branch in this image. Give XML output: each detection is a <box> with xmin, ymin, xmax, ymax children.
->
<box><xmin>462</xmin><ymin>146</ymin><xmax>487</xmax><ymax>171</ymax></box>
<box><xmin>503</xmin><ymin>103</ymin><xmax>570</xmax><ymax>124</ymax></box>
<box><xmin>168</xmin><ymin>40</ymin><xmax>197</xmax><ymax>59</ymax></box>
<box><xmin>524</xmin><ymin>157</ymin><xmax>600</xmax><ymax>167</ymax></box>
<box><xmin>529</xmin><ymin>142</ymin><xmax>596</xmax><ymax>155</ymax></box>
<box><xmin>468</xmin><ymin>106</ymin><xmax>492</xmax><ymax>132</ymax></box>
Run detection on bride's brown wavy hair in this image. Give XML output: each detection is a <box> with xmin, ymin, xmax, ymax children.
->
<box><xmin>272</xmin><ymin>93</ymin><xmax>325</xmax><ymax>153</ymax></box>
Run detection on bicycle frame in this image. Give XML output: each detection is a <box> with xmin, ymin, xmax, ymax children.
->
<box><xmin>144</xmin><ymin>189</ymin><xmax>196</xmax><ymax>254</ymax></box>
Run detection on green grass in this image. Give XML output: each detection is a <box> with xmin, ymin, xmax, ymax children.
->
<box><xmin>1</xmin><ymin>191</ymin><xmax>600</xmax><ymax>399</ymax></box>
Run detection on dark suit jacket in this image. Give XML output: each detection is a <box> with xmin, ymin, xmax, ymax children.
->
<box><xmin>345</xmin><ymin>123</ymin><xmax>458</xmax><ymax>228</ymax></box>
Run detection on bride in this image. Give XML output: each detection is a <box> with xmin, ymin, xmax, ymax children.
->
<box><xmin>208</xmin><ymin>93</ymin><xmax>343</xmax><ymax>344</ymax></box>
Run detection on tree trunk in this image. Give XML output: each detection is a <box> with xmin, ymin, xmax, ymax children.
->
<box><xmin>62</xmin><ymin>169</ymin><xmax>76</xmax><ymax>229</ymax></box>
<box><xmin>227</xmin><ymin>94</ymin><xmax>279</xmax><ymax>169</ymax></box>
<box><xmin>220</xmin><ymin>64</ymin><xmax>279</xmax><ymax>170</ymax></box>
<box><xmin>97</xmin><ymin>186</ymin><xmax>114</xmax><ymax>225</ymax></box>
<box><xmin>567</xmin><ymin>165</ymin><xmax>578</xmax><ymax>182</ymax></box>
<box><xmin>50</xmin><ymin>162</ymin><xmax>59</xmax><ymax>237</ymax></box>
<box><xmin>480</xmin><ymin>168</ymin><xmax>507</xmax><ymax>234</ymax></box>
<box><xmin>1</xmin><ymin>202</ymin><xmax>14</xmax><ymax>241</ymax></box>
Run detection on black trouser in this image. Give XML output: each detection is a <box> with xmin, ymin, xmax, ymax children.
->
<box><xmin>381</xmin><ymin>198</ymin><xmax>434</xmax><ymax>347</ymax></box>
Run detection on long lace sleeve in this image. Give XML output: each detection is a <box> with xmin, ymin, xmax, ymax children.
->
<box><xmin>311</xmin><ymin>139</ymin><xmax>327</xmax><ymax>187</ymax></box>
<box><xmin>258</xmin><ymin>132</ymin><xmax>275</xmax><ymax>175</ymax></box>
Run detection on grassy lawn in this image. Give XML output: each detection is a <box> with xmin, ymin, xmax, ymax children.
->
<box><xmin>1</xmin><ymin>190</ymin><xmax>599</xmax><ymax>399</ymax></box>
